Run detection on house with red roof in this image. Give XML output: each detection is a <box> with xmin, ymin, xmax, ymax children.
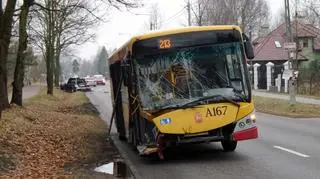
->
<box><xmin>251</xmin><ymin>21</ymin><xmax>320</xmax><ymax>91</ymax></box>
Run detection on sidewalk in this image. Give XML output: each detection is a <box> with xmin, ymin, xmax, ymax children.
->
<box><xmin>253</xmin><ymin>90</ymin><xmax>320</xmax><ymax>105</ymax></box>
<box><xmin>8</xmin><ymin>85</ymin><xmax>40</xmax><ymax>101</ymax></box>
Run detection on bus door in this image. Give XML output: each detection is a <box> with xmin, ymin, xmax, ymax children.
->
<box><xmin>121</xmin><ymin>59</ymin><xmax>131</xmax><ymax>140</ymax></box>
<box><xmin>110</xmin><ymin>61</ymin><xmax>126</xmax><ymax>140</ymax></box>
<box><xmin>122</xmin><ymin>54</ymin><xmax>141</xmax><ymax>146</ymax></box>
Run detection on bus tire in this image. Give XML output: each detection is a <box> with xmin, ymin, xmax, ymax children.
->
<box><xmin>119</xmin><ymin>135</ymin><xmax>127</xmax><ymax>141</ymax></box>
<box><xmin>128</xmin><ymin>128</ymin><xmax>137</xmax><ymax>150</ymax></box>
<box><xmin>221</xmin><ymin>140</ymin><xmax>237</xmax><ymax>152</ymax></box>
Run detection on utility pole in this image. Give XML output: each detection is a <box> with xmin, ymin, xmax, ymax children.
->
<box><xmin>187</xmin><ymin>0</ymin><xmax>191</xmax><ymax>26</ymax></box>
<box><xmin>284</xmin><ymin>0</ymin><xmax>292</xmax><ymax>41</ymax></box>
<box><xmin>150</xmin><ymin>22</ymin><xmax>153</xmax><ymax>30</ymax></box>
<box><xmin>293</xmin><ymin>0</ymin><xmax>299</xmax><ymax>101</ymax></box>
<box><xmin>284</xmin><ymin>0</ymin><xmax>296</xmax><ymax>103</ymax></box>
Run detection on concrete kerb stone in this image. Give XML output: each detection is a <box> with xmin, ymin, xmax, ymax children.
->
<box><xmin>110</xmin><ymin>135</ymin><xmax>143</xmax><ymax>179</ymax></box>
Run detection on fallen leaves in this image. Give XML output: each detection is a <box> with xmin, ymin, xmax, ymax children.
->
<box><xmin>0</xmin><ymin>90</ymin><xmax>118</xmax><ymax>178</ymax></box>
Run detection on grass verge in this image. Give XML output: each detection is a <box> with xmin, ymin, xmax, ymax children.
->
<box><xmin>253</xmin><ymin>96</ymin><xmax>320</xmax><ymax>118</ymax></box>
<box><xmin>254</xmin><ymin>90</ymin><xmax>320</xmax><ymax>100</ymax></box>
<box><xmin>0</xmin><ymin>89</ymin><xmax>119</xmax><ymax>178</ymax></box>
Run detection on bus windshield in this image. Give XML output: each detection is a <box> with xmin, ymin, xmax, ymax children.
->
<box><xmin>134</xmin><ymin>42</ymin><xmax>249</xmax><ymax>111</ymax></box>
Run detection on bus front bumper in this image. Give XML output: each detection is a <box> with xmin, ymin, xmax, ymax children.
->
<box><xmin>232</xmin><ymin>126</ymin><xmax>258</xmax><ymax>141</ymax></box>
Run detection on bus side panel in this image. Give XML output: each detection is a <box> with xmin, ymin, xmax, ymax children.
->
<box><xmin>109</xmin><ymin>62</ymin><xmax>126</xmax><ymax>138</ymax></box>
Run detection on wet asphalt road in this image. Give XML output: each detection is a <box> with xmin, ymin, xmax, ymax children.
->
<box><xmin>87</xmin><ymin>84</ymin><xmax>320</xmax><ymax>179</ymax></box>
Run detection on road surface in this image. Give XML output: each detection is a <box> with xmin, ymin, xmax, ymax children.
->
<box><xmin>86</xmin><ymin>83</ymin><xmax>117</xmax><ymax>133</ymax></box>
<box><xmin>87</xmin><ymin>84</ymin><xmax>320</xmax><ymax>179</ymax></box>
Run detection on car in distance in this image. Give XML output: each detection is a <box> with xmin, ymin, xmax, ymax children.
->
<box><xmin>60</xmin><ymin>77</ymin><xmax>91</xmax><ymax>92</ymax></box>
<box><xmin>84</xmin><ymin>77</ymin><xmax>97</xmax><ymax>87</ymax></box>
<box><xmin>93</xmin><ymin>75</ymin><xmax>106</xmax><ymax>85</ymax></box>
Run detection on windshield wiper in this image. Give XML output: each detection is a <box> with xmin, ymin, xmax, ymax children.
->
<box><xmin>180</xmin><ymin>95</ymin><xmax>240</xmax><ymax>108</ymax></box>
<box><xmin>154</xmin><ymin>103</ymin><xmax>204</xmax><ymax>113</ymax></box>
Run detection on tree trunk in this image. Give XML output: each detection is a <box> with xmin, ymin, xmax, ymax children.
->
<box><xmin>0</xmin><ymin>0</ymin><xmax>18</xmax><ymax>117</ymax></box>
<box><xmin>54</xmin><ymin>53</ymin><xmax>60</xmax><ymax>87</ymax></box>
<box><xmin>46</xmin><ymin>0</ymin><xmax>55</xmax><ymax>95</ymax></box>
<box><xmin>54</xmin><ymin>36</ymin><xmax>61</xmax><ymax>87</ymax></box>
<box><xmin>46</xmin><ymin>40</ymin><xmax>54</xmax><ymax>95</ymax></box>
<box><xmin>46</xmin><ymin>53</ymin><xmax>54</xmax><ymax>95</ymax></box>
<box><xmin>11</xmin><ymin>1</ymin><xmax>30</xmax><ymax>106</ymax></box>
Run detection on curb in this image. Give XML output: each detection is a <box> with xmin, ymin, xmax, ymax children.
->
<box><xmin>110</xmin><ymin>135</ymin><xmax>143</xmax><ymax>179</ymax></box>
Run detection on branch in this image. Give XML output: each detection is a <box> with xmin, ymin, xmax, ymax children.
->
<box><xmin>100</xmin><ymin>0</ymin><xmax>141</xmax><ymax>10</ymax></box>
<box><xmin>308</xmin><ymin>6</ymin><xmax>320</xmax><ymax>18</ymax></box>
<box><xmin>33</xmin><ymin>2</ymin><xmax>63</xmax><ymax>12</ymax></box>
<box><xmin>74</xmin><ymin>4</ymin><xmax>106</xmax><ymax>22</ymax></box>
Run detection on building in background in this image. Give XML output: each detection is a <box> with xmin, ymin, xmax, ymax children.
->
<box><xmin>250</xmin><ymin>21</ymin><xmax>320</xmax><ymax>93</ymax></box>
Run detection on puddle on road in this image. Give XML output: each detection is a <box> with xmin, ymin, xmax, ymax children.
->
<box><xmin>94</xmin><ymin>162</ymin><xmax>114</xmax><ymax>175</ymax></box>
<box><xmin>94</xmin><ymin>159</ymin><xmax>133</xmax><ymax>178</ymax></box>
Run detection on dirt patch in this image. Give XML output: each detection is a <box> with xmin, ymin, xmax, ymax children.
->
<box><xmin>0</xmin><ymin>89</ymin><xmax>119</xmax><ymax>178</ymax></box>
<box><xmin>253</xmin><ymin>96</ymin><xmax>320</xmax><ymax>118</ymax></box>
<box><xmin>0</xmin><ymin>154</ymin><xmax>15</xmax><ymax>172</ymax></box>
<box><xmin>55</xmin><ymin>103</ymin><xmax>99</xmax><ymax>116</ymax></box>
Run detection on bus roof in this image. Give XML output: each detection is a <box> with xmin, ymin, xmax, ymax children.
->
<box><xmin>108</xmin><ymin>25</ymin><xmax>242</xmax><ymax>64</ymax></box>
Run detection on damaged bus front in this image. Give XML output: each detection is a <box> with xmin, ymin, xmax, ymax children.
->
<box><xmin>109</xmin><ymin>26</ymin><xmax>258</xmax><ymax>159</ymax></box>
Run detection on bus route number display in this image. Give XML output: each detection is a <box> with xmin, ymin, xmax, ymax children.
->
<box><xmin>159</xmin><ymin>39</ymin><xmax>172</xmax><ymax>49</ymax></box>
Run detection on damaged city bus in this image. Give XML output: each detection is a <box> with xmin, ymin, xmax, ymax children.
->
<box><xmin>108</xmin><ymin>25</ymin><xmax>258</xmax><ymax>159</ymax></box>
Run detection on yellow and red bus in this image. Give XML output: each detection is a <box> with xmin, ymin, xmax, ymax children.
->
<box><xmin>108</xmin><ymin>25</ymin><xmax>258</xmax><ymax>159</ymax></box>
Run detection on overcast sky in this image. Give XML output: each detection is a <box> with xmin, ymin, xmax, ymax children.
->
<box><xmin>77</xmin><ymin>0</ymin><xmax>284</xmax><ymax>60</ymax></box>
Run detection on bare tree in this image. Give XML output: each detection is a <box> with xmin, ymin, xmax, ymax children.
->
<box><xmin>271</xmin><ymin>8</ymin><xmax>286</xmax><ymax>30</ymax></box>
<box><xmin>300</xmin><ymin>0</ymin><xmax>320</xmax><ymax>27</ymax></box>
<box><xmin>188</xmin><ymin>0</ymin><xmax>269</xmax><ymax>36</ymax></box>
<box><xmin>30</xmin><ymin>0</ymin><xmax>98</xmax><ymax>94</ymax></box>
<box><xmin>190</xmin><ymin>0</ymin><xmax>209</xmax><ymax>26</ymax></box>
<box><xmin>190</xmin><ymin>0</ymin><xmax>239</xmax><ymax>26</ymax></box>
<box><xmin>238</xmin><ymin>0</ymin><xmax>269</xmax><ymax>33</ymax></box>
<box><xmin>11</xmin><ymin>0</ymin><xmax>34</xmax><ymax>106</ymax></box>
<box><xmin>0</xmin><ymin>0</ymin><xmax>18</xmax><ymax>117</ymax></box>
<box><xmin>30</xmin><ymin>0</ymin><xmax>140</xmax><ymax>95</ymax></box>
<box><xmin>52</xmin><ymin>0</ymin><xmax>98</xmax><ymax>86</ymax></box>
<box><xmin>149</xmin><ymin>3</ymin><xmax>162</xmax><ymax>30</ymax></box>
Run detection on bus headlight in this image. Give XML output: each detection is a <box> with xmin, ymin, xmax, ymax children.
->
<box><xmin>232</xmin><ymin>111</ymin><xmax>258</xmax><ymax>141</ymax></box>
<box><xmin>250</xmin><ymin>113</ymin><xmax>256</xmax><ymax>121</ymax></box>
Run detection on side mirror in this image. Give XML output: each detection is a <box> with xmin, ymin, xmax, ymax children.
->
<box><xmin>243</xmin><ymin>34</ymin><xmax>255</xmax><ymax>59</ymax></box>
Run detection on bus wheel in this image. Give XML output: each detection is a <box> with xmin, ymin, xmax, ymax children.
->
<box><xmin>128</xmin><ymin>129</ymin><xmax>137</xmax><ymax>150</ymax></box>
<box><xmin>119</xmin><ymin>135</ymin><xmax>127</xmax><ymax>141</ymax></box>
<box><xmin>221</xmin><ymin>140</ymin><xmax>237</xmax><ymax>152</ymax></box>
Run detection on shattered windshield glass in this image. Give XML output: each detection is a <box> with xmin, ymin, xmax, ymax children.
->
<box><xmin>134</xmin><ymin>42</ymin><xmax>249</xmax><ymax>111</ymax></box>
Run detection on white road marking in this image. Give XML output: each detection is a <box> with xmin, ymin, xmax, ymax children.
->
<box><xmin>273</xmin><ymin>145</ymin><xmax>310</xmax><ymax>158</ymax></box>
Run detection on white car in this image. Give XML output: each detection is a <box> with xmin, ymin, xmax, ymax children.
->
<box><xmin>84</xmin><ymin>77</ymin><xmax>97</xmax><ymax>87</ymax></box>
<box><xmin>93</xmin><ymin>75</ymin><xmax>106</xmax><ymax>85</ymax></box>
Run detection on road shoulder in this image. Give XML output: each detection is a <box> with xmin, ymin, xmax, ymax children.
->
<box><xmin>111</xmin><ymin>135</ymin><xmax>142</xmax><ymax>179</ymax></box>
<box><xmin>254</xmin><ymin>96</ymin><xmax>320</xmax><ymax>118</ymax></box>
<box><xmin>0</xmin><ymin>89</ymin><xmax>120</xmax><ymax>178</ymax></box>
<box><xmin>253</xmin><ymin>90</ymin><xmax>320</xmax><ymax>105</ymax></box>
